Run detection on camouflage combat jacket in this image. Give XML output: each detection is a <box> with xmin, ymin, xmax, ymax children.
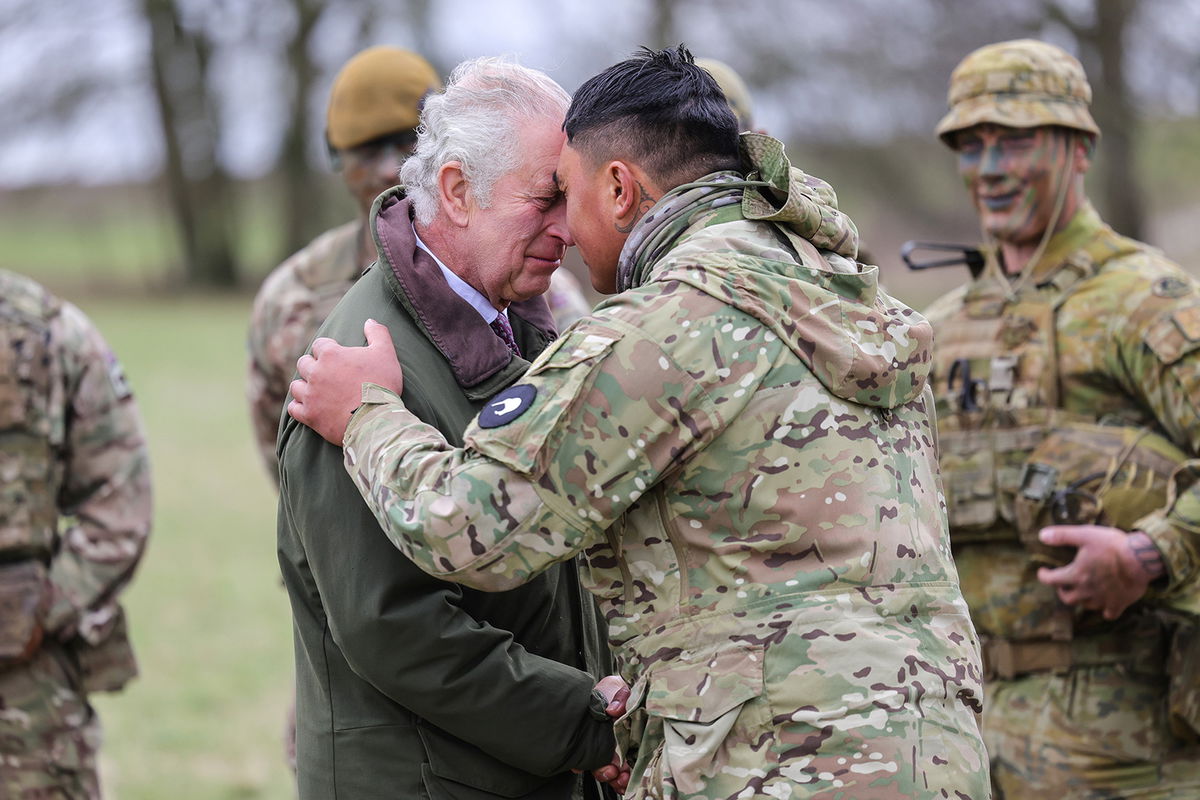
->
<box><xmin>0</xmin><ymin>269</ymin><xmax>151</xmax><ymax>690</ymax></box>
<box><xmin>339</xmin><ymin>135</ymin><xmax>989</xmax><ymax>798</ymax></box>
<box><xmin>925</xmin><ymin>203</ymin><xmax>1200</xmax><ymax>641</ymax></box>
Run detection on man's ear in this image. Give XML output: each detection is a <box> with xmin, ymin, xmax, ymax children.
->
<box><xmin>609</xmin><ymin>160</ymin><xmax>643</xmax><ymax>227</ymax></box>
<box><xmin>436</xmin><ymin>161</ymin><xmax>471</xmax><ymax>227</ymax></box>
<box><xmin>1073</xmin><ymin>132</ymin><xmax>1096</xmax><ymax>174</ymax></box>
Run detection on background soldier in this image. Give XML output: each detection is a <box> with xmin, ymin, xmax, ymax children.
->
<box><xmin>695</xmin><ymin>56</ymin><xmax>757</xmax><ymax>132</ymax></box>
<box><xmin>0</xmin><ymin>269</ymin><xmax>152</xmax><ymax>797</ymax></box>
<box><xmin>925</xmin><ymin>39</ymin><xmax>1200</xmax><ymax>797</ymax></box>
<box><xmin>247</xmin><ymin>46</ymin><xmax>442</xmax><ymax>479</ymax></box>
<box><xmin>290</xmin><ymin>45</ymin><xmax>989</xmax><ymax>799</ymax></box>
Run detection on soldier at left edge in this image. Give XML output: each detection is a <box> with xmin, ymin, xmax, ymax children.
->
<box><xmin>0</xmin><ymin>268</ymin><xmax>153</xmax><ymax>799</ymax></box>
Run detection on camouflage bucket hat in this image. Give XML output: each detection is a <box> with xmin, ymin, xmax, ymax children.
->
<box><xmin>936</xmin><ymin>39</ymin><xmax>1099</xmax><ymax>146</ymax></box>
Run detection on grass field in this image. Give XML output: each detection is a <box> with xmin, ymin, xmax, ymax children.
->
<box><xmin>64</xmin><ymin>292</ymin><xmax>296</xmax><ymax>800</ymax></box>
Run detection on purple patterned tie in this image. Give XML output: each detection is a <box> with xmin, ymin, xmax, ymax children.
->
<box><xmin>489</xmin><ymin>314</ymin><xmax>521</xmax><ymax>357</ymax></box>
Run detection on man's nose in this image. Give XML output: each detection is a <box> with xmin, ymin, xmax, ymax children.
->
<box><xmin>547</xmin><ymin>201</ymin><xmax>574</xmax><ymax>247</ymax></box>
<box><xmin>979</xmin><ymin>142</ymin><xmax>1006</xmax><ymax>178</ymax></box>
<box><xmin>375</xmin><ymin>144</ymin><xmax>410</xmax><ymax>183</ymax></box>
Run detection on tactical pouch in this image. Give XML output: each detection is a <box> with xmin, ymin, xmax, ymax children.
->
<box><xmin>72</xmin><ymin>605</ymin><xmax>138</xmax><ymax>693</ymax></box>
<box><xmin>1014</xmin><ymin>423</ymin><xmax>1186</xmax><ymax>566</ymax></box>
<box><xmin>1166</xmin><ymin>614</ymin><xmax>1200</xmax><ymax>743</ymax></box>
<box><xmin>939</xmin><ymin>425</ymin><xmax>999</xmax><ymax>533</ymax></box>
<box><xmin>0</xmin><ymin>560</ymin><xmax>48</xmax><ymax>666</ymax></box>
<box><xmin>939</xmin><ymin>408</ymin><xmax>1069</xmax><ymax>543</ymax></box>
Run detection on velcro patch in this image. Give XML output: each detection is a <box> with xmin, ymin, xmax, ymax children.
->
<box><xmin>478</xmin><ymin>384</ymin><xmax>536</xmax><ymax>428</ymax></box>
<box><xmin>106</xmin><ymin>352</ymin><xmax>133</xmax><ymax>399</ymax></box>
<box><xmin>1175</xmin><ymin>306</ymin><xmax>1200</xmax><ymax>342</ymax></box>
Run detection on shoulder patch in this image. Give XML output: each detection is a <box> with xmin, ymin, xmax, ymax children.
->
<box><xmin>478</xmin><ymin>384</ymin><xmax>536</xmax><ymax>428</ymax></box>
<box><xmin>1154</xmin><ymin>276</ymin><xmax>1192</xmax><ymax>299</ymax></box>
<box><xmin>106</xmin><ymin>352</ymin><xmax>133</xmax><ymax>400</ymax></box>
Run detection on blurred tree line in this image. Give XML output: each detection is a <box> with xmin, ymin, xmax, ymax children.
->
<box><xmin>1</xmin><ymin>0</ymin><xmax>1197</xmax><ymax>289</ymax></box>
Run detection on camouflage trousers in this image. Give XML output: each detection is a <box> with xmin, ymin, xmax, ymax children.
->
<box><xmin>986</xmin><ymin>665</ymin><xmax>1200</xmax><ymax>798</ymax></box>
<box><xmin>0</xmin><ymin>646</ymin><xmax>102</xmax><ymax>799</ymax></box>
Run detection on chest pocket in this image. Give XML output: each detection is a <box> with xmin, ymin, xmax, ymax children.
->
<box><xmin>465</xmin><ymin>329</ymin><xmax>618</xmax><ymax>477</ymax></box>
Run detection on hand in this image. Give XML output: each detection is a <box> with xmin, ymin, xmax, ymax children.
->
<box><xmin>288</xmin><ymin>319</ymin><xmax>403</xmax><ymax>445</ymax></box>
<box><xmin>586</xmin><ymin>675</ymin><xmax>631</xmax><ymax>793</ymax></box>
<box><xmin>594</xmin><ymin>674</ymin><xmax>631</xmax><ymax>718</ymax></box>
<box><xmin>590</xmin><ymin>752</ymin><xmax>630</xmax><ymax>795</ymax></box>
<box><xmin>1036</xmin><ymin>524</ymin><xmax>1162</xmax><ymax>620</ymax></box>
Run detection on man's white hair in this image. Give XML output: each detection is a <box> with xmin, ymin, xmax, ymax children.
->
<box><xmin>401</xmin><ymin>57</ymin><xmax>570</xmax><ymax>226</ymax></box>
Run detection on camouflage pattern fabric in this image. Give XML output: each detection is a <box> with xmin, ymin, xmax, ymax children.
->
<box><xmin>924</xmin><ymin>203</ymin><xmax>1200</xmax><ymax>796</ymax></box>
<box><xmin>339</xmin><ymin>134</ymin><xmax>989</xmax><ymax>798</ymax></box>
<box><xmin>248</xmin><ymin>220</ymin><xmax>593</xmax><ymax>481</ymax></box>
<box><xmin>247</xmin><ymin>220</ymin><xmax>366</xmax><ymax>481</ymax></box>
<box><xmin>0</xmin><ymin>269</ymin><xmax>151</xmax><ymax>798</ymax></box>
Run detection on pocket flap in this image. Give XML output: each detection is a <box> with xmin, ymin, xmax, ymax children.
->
<box><xmin>644</xmin><ymin>643</ymin><xmax>764</xmax><ymax>723</ymax></box>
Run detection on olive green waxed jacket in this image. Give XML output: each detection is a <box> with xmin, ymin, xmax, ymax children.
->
<box><xmin>277</xmin><ymin>191</ymin><xmax>614</xmax><ymax>800</ymax></box>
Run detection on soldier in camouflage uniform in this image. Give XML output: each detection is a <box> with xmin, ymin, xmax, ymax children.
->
<box><xmin>925</xmin><ymin>39</ymin><xmax>1200</xmax><ymax>797</ymax></box>
<box><xmin>248</xmin><ymin>47</ymin><xmax>593</xmax><ymax>480</ymax></box>
<box><xmin>290</xmin><ymin>46</ymin><xmax>989</xmax><ymax>799</ymax></box>
<box><xmin>247</xmin><ymin>46</ymin><xmax>442</xmax><ymax>478</ymax></box>
<box><xmin>0</xmin><ymin>270</ymin><xmax>151</xmax><ymax>798</ymax></box>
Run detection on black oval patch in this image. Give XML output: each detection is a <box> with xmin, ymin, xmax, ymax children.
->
<box><xmin>478</xmin><ymin>384</ymin><xmax>537</xmax><ymax>428</ymax></box>
<box><xmin>1154</xmin><ymin>276</ymin><xmax>1190</xmax><ymax>299</ymax></box>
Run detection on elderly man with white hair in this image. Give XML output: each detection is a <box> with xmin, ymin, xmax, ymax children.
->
<box><xmin>276</xmin><ymin>57</ymin><xmax>622</xmax><ymax>800</ymax></box>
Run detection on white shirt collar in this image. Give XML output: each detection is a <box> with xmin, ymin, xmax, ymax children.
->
<box><xmin>412</xmin><ymin>222</ymin><xmax>504</xmax><ymax>324</ymax></box>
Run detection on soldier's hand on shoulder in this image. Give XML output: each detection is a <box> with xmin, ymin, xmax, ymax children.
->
<box><xmin>1036</xmin><ymin>525</ymin><xmax>1162</xmax><ymax>619</ymax></box>
<box><xmin>289</xmin><ymin>319</ymin><xmax>403</xmax><ymax>445</ymax></box>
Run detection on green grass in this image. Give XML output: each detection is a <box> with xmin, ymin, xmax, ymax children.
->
<box><xmin>61</xmin><ymin>292</ymin><xmax>295</xmax><ymax>800</ymax></box>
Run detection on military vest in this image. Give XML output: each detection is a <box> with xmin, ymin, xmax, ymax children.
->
<box><xmin>0</xmin><ymin>274</ymin><xmax>62</xmax><ymax>563</ymax></box>
<box><xmin>932</xmin><ymin>229</ymin><xmax>1145</xmax><ymax>545</ymax></box>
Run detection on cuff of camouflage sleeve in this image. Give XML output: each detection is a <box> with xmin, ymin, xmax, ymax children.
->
<box><xmin>1132</xmin><ymin>509</ymin><xmax>1196</xmax><ymax>599</ymax></box>
<box><xmin>344</xmin><ymin>383</ymin><xmax>413</xmax><ymax>451</ymax></box>
<box><xmin>359</xmin><ymin>382</ymin><xmax>403</xmax><ymax>406</ymax></box>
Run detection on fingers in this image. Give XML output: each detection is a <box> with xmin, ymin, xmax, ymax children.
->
<box><xmin>289</xmin><ymin>378</ymin><xmax>309</xmax><ymax>406</ymax></box>
<box><xmin>594</xmin><ymin>675</ymin><xmax>631</xmax><ymax>718</ymax></box>
<box><xmin>287</xmin><ymin>396</ymin><xmax>307</xmax><ymax>425</ymax></box>
<box><xmin>310</xmin><ymin>336</ymin><xmax>337</xmax><ymax>359</ymax></box>
<box><xmin>613</xmin><ymin>764</ymin><xmax>631</xmax><ymax>793</ymax></box>
<box><xmin>1036</xmin><ymin>562</ymin><xmax>1078</xmax><ymax>588</ymax></box>
<box><xmin>592</xmin><ymin>764</ymin><xmax>617</xmax><ymax>783</ymax></box>
<box><xmin>364</xmin><ymin>318</ymin><xmax>391</xmax><ymax>348</ymax></box>
<box><xmin>296</xmin><ymin>354</ymin><xmax>316</xmax><ymax>381</ymax></box>
<box><xmin>1039</xmin><ymin>525</ymin><xmax>1082</xmax><ymax>548</ymax></box>
<box><xmin>607</xmin><ymin>685</ymin><xmax>631</xmax><ymax>717</ymax></box>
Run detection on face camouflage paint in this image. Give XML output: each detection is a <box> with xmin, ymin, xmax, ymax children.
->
<box><xmin>955</xmin><ymin>124</ymin><xmax>1075</xmax><ymax>248</ymax></box>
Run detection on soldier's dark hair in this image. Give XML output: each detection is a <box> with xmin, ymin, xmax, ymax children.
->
<box><xmin>564</xmin><ymin>45</ymin><xmax>741</xmax><ymax>188</ymax></box>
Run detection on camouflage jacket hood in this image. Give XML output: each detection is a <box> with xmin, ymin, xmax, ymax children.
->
<box><xmin>618</xmin><ymin>133</ymin><xmax>933</xmax><ymax>409</ymax></box>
